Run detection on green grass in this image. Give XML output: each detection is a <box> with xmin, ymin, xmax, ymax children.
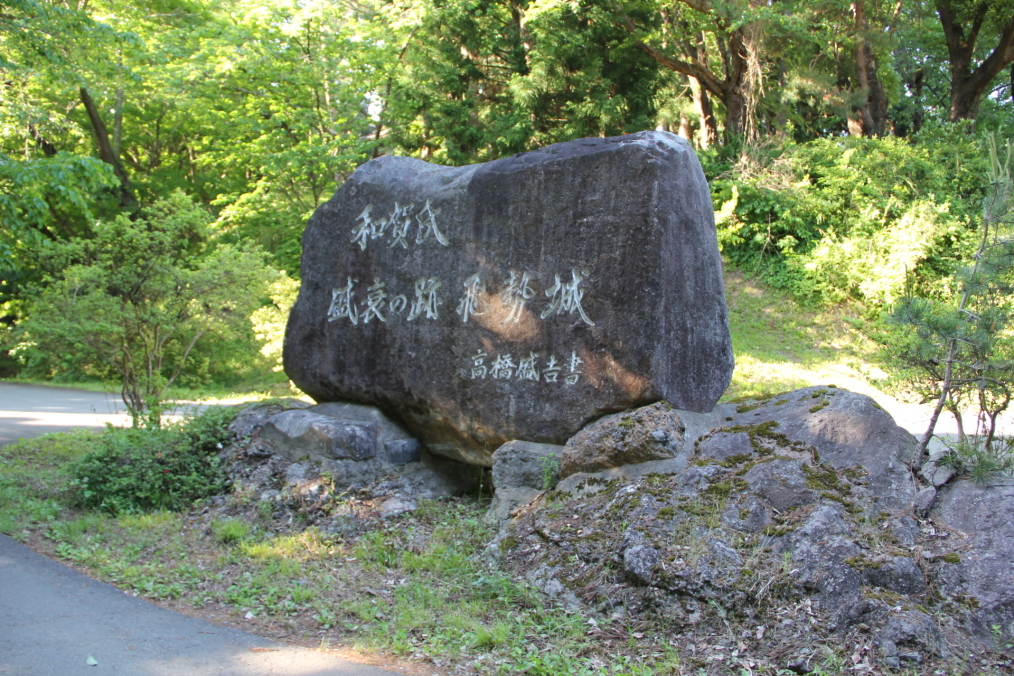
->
<box><xmin>723</xmin><ymin>269</ymin><xmax>875</xmax><ymax>401</ymax></box>
<box><xmin>1</xmin><ymin>427</ymin><xmax>672</xmax><ymax>673</ymax></box>
<box><xmin>0</xmin><ymin>429</ymin><xmax>102</xmax><ymax>536</ymax></box>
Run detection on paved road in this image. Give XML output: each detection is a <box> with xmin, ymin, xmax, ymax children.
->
<box><xmin>0</xmin><ymin>383</ymin><xmax>409</xmax><ymax>676</ymax></box>
<box><xmin>0</xmin><ymin>382</ymin><xmax>131</xmax><ymax>445</ymax></box>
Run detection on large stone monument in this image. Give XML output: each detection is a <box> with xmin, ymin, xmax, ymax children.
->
<box><xmin>284</xmin><ymin>131</ymin><xmax>733</xmax><ymax>466</ymax></box>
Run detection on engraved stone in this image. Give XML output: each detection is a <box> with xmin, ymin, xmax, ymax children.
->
<box><xmin>285</xmin><ymin>131</ymin><xmax>734</xmax><ymax>465</ymax></box>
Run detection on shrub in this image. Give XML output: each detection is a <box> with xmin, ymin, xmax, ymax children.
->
<box><xmin>212</xmin><ymin>518</ymin><xmax>251</xmax><ymax>544</ymax></box>
<box><xmin>19</xmin><ymin>191</ymin><xmax>275</xmax><ymax>425</ymax></box>
<box><xmin>713</xmin><ymin>133</ymin><xmax>988</xmax><ymax>307</ymax></box>
<box><xmin>70</xmin><ymin>406</ymin><xmax>237</xmax><ymax>514</ymax></box>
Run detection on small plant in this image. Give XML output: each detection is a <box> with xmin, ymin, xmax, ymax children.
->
<box><xmin>213</xmin><ymin>518</ymin><xmax>250</xmax><ymax>544</ymax></box>
<box><xmin>69</xmin><ymin>406</ymin><xmax>237</xmax><ymax>514</ymax></box>
<box><xmin>937</xmin><ymin>436</ymin><xmax>1014</xmax><ymax>484</ymax></box>
<box><xmin>539</xmin><ymin>455</ymin><xmax>560</xmax><ymax>490</ymax></box>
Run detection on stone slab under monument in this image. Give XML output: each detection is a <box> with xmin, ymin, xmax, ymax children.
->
<box><xmin>285</xmin><ymin>130</ymin><xmax>733</xmax><ymax>466</ymax></box>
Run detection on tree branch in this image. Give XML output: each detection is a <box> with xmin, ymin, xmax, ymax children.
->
<box><xmin>79</xmin><ymin>86</ymin><xmax>137</xmax><ymax>212</ymax></box>
<box><xmin>634</xmin><ymin>41</ymin><xmax>725</xmax><ymax>97</ymax></box>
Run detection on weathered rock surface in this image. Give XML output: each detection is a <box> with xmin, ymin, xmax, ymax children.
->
<box><xmin>260</xmin><ymin>410</ymin><xmax>378</xmax><ymax>462</ymax></box>
<box><xmin>285</xmin><ymin>131</ymin><xmax>733</xmax><ymax>466</ymax></box>
<box><xmin>930</xmin><ymin>479</ymin><xmax>1014</xmax><ymax>646</ymax></box>
<box><xmin>705</xmin><ymin>386</ymin><xmax>918</xmax><ymax>512</ymax></box>
<box><xmin>223</xmin><ymin>401</ymin><xmax>481</xmax><ymax>528</ymax></box>
<box><xmin>308</xmin><ymin>402</ymin><xmax>423</xmax><ymax>465</ymax></box>
<box><xmin>491</xmin><ymin>386</ymin><xmax>1011</xmax><ymax>671</ymax></box>
<box><xmin>488</xmin><ymin>440</ymin><xmax>562</xmax><ymax>521</ymax></box>
<box><xmin>228</xmin><ymin>399</ymin><xmax>311</xmax><ymax>439</ymax></box>
<box><xmin>559</xmin><ymin>402</ymin><xmax>685</xmax><ymax>478</ymax></box>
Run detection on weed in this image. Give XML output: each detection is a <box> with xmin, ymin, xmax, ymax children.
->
<box><xmin>937</xmin><ymin>436</ymin><xmax>1014</xmax><ymax>484</ymax></box>
<box><xmin>213</xmin><ymin>518</ymin><xmax>250</xmax><ymax>544</ymax></box>
<box><xmin>538</xmin><ymin>455</ymin><xmax>560</xmax><ymax>490</ymax></box>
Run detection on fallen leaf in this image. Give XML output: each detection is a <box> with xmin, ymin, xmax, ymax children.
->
<box><xmin>250</xmin><ymin>647</ymin><xmax>279</xmax><ymax>653</ymax></box>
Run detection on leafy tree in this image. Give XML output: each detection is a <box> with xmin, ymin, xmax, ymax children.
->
<box><xmin>712</xmin><ymin>131</ymin><xmax>988</xmax><ymax>304</ymax></box>
<box><xmin>619</xmin><ymin>0</ymin><xmax>767</xmax><ymax>144</ymax></box>
<box><xmin>874</xmin><ymin>136</ymin><xmax>1013</xmax><ymax>464</ymax></box>
<box><xmin>386</xmin><ymin>0</ymin><xmax>659</xmax><ymax>164</ymax></box>
<box><xmin>934</xmin><ymin>0</ymin><xmax>1014</xmax><ymax>122</ymax></box>
<box><xmin>19</xmin><ymin>191</ymin><xmax>274</xmax><ymax>425</ymax></box>
<box><xmin>250</xmin><ymin>273</ymin><xmax>299</xmax><ymax>373</ymax></box>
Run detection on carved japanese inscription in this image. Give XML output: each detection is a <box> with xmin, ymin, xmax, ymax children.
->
<box><xmin>285</xmin><ymin>131</ymin><xmax>734</xmax><ymax>466</ymax></box>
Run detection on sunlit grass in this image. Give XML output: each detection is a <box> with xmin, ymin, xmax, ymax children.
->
<box><xmin>723</xmin><ymin>268</ymin><xmax>877</xmax><ymax>400</ymax></box>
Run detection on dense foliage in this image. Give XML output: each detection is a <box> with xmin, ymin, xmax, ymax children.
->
<box><xmin>1</xmin><ymin>0</ymin><xmax>1013</xmax><ymax>395</ymax></box>
<box><xmin>69</xmin><ymin>406</ymin><xmax>237</xmax><ymax>514</ymax></box>
<box><xmin>18</xmin><ymin>191</ymin><xmax>276</xmax><ymax>421</ymax></box>
<box><xmin>870</xmin><ymin>136</ymin><xmax>1014</xmax><ymax>465</ymax></box>
<box><xmin>712</xmin><ymin>127</ymin><xmax>990</xmax><ymax>306</ymax></box>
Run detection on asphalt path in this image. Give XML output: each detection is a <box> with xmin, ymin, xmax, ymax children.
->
<box><xmin>0</xmin><ymin>382</ymin><xmax>131</xmax><ymax>445</ymax></box>
<box><xmin>0</xmin><ymin>383</ymin><xmax>411</xmax><ymax>676</ymax></box>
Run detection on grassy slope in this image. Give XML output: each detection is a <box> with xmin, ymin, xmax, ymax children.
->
<box><xmin>723</xmin><ymin>269</ymin><xmax>883</xmax><ymax>400</ymax></box>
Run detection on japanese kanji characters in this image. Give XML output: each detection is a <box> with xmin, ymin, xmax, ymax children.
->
<box><xmin>501</xmin><ymin>270</ymin><xmax>535</xmax><ymax>323</ymax></box>
<box><xmin>328</xmin><ymin>268</ymin><xmax>595</xmax><ymax>329</ymax></box>
<box><xmin>456</xmin><ymin>274</ymin><xmax>487</xmax><ymax>323</ymax></box>
<box><xmin>350</xmin><ymin>201</ymin><xmax>450</xmax><ymax>251</ymax></box>
<box><xmin>407</xmin><ymin>278</ymin><xmax>442</xmax><ymax>321</ymax></box>
<box><xmin>542</xmin><ymin>268</ymin><xmax>595</xmax><ymax>325</ymax></box>
<box><xmin>465</xmin><ymin>348</ymin><xmax>584</xmax><ymax>385</ymax></box>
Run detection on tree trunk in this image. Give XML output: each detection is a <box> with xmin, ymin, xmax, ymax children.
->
<box><xmin>113</xmin><ymin>88</ymin><xmax>124</xmax><ymax>158</ymax></box>
<box><xmin>29</xmin><ymin>124</ymin><xmax>58</xmax><ymax>157</ymax></box>
<box><xmin>689</xmin><ymin>76</ymin><xmax>717</xmax><ymax>149</ymax></box>
<box><xmin>724</xmin><ymin>88</ymin><xmax>746</xmax><ymax>139</ymax></box>
<box><xmin>722</xmin><ymin>28</ymin><xmax>750</xmax><ymax>143</ymax></box>
<box><xmin>852</xmin><ymin>0</ymin><xmax>889</xmax><ymax>137</ymax></box>
<box><xmin>80</xmin><ymin>87</ymin><xmax>137</xmax><ymax>212</ymax></box>
<box><xmin>936</xmin><ymin>1</ymin><xmax>1014</xmax><ymax>122</ymax></box>
<box><xmin>630</xmin><ymin>17</ymin><xmax>753</xmax><ymax>145</ymax></box>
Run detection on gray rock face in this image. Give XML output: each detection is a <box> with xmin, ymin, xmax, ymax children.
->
<box><xmin>714</xmin><ymin>386</ymin><xmax>918</xmax><ymax>512</ymax></box>
<box><xmin>223</xmin><ymin>401</ymin><xmax>482</xmax><ymax>526</ymax></box>
<box><xmin>492</xmin><ymin>440</ymin><xmax>563</xmax><ymax>493</ymax></box>
<box><xmin>496</xmin><ymin>386</ymin><xmax>1010</xmax><ymax>671</ymax></box>
<box><xmin>742</xmin><ymin>459</ymin><xmax>820</xmax><ymax>512</ymax></box>
<box><xmin>308</xmin><ymin>402</ymin><xmax>422</xmax><ymax>465</ymax></box>
<box><xmin>623</xmin><ymin>544</ymin><xmax>661</xmax><ymax>586</ymax></box>
<box><xmin>559</xmin><ymin>402</ymin><xmax>685</xmax><ymax>478</ymax></box>
<box><xmin>260</xmin><ymin>410</ymin><xmax>377</xmax><ymax>462</ymax></box>
<box><xmin>488</xmin><ymin>441</ymin><xmax>563</xmax><ymax>521</ymax></box>
<box><xmin>285</xmin><ymin>131</ymin><xmax>733</xmax><ymax>466</ymax></box>
<box><xmin>228</xmin><ymin>399</ymin><xmax>311</xmax><ymax>439</ymax></box>
<box><xmin>930</xmin><ymin>479</ymin><xmax>1014</xmax><ymax>646</ymax></box>
<box><xmin>864</xmin><ymin>556</ymin><xmax>927</xmax><ymax>596</ymax></box>
<box><xmin>874</xmin><ymin>611</ymin><xmax>949</xmax><ymax>669</ymax></box>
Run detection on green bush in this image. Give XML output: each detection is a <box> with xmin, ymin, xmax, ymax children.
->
<box><xmin>70</xmin><ymin>407</ymin><xmax>237</xmax><ymax>514</ymax></box>
<box><xmin>713</xmin><ymin>132</ymin><xmax>989</xmax><ymax>307</ymax></box>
